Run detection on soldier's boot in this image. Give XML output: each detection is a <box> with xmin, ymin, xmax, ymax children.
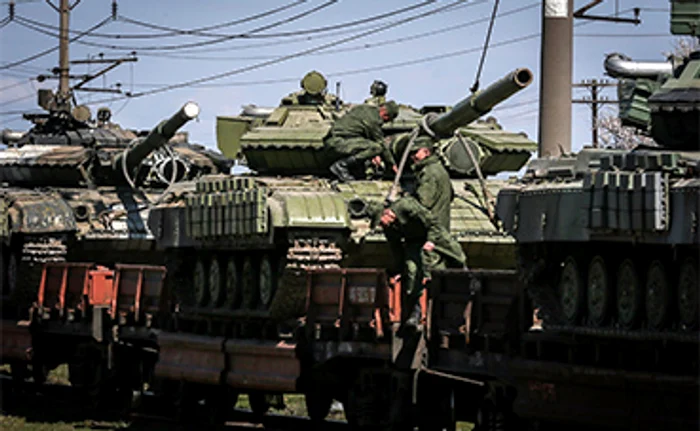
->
<box><xmin>330</xmin><ymin>156</ymin><xmax>357</xmax><ymax>182</ymax></box>
<box><xmin>403</xmin><ymin>300</ymin><xmax>422</xmax><ymax>329</ymax></box>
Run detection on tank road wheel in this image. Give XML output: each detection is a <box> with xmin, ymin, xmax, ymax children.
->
<box><xmin>587</xmin><ymin>256</ymin><xmax>611</xmax><ymax>326</ymax></box>
<box><xmin>258</xmin><ymin>254</ymin><xmax>277</xmax><ymax>310</ymax></box>
<box><xmin>241</xmin><ymin>256</ymin><xmax>258</xmax><ymax>309</ymax></box>
<box><xmin>208</xmin><ymin>257</ymin><xmax>223</xmax><ymax>308</ymax></box>
<box><xmin>558</xmin><ymin>256</ymin><xmax>585</xmax><ymax>324</ymax></box>
<box><xmin>224</xmin><ymin>257</ymin><xmax>240</xmax><ymax>309</ymax></box>
<box><xmin>678</xmin><ymin>258</ymin><xmax>698</xmax><ymax>330</ymax></box>
<box><xmin>193</xmin><ymin>257</ymin><xmax>209</xmax><ymax>307</ymax></box>
<box><xmin>645</xmin><ymin>261</ymin><xmax>671</xmax><ymax>330</ymax></box>
<box><xmin>616</xmin><ymin>259</ymin><xmax>643</xmax><ymax>329</ymax></box>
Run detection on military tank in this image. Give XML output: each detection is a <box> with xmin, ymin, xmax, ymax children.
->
<box><xmin>495</xmin><ymin>0</ymin><xmax>699</xmax><ymax>349</ymax></box>
<box><xmin>149</xmin><ymin>68</ymin><xmax>535</xmax><ymax>323</ymax></box>
<box><xmin>0</xmin><ymin>93</ymin><xmax>231</xmax><ymax>320</ymax></box>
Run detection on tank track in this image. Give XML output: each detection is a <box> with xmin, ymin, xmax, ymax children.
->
<box><xmin>520</xmin><ymin>243</ymin><xmax>699</xmax><ymax>345</ymax></box>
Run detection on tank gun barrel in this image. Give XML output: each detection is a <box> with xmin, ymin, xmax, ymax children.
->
<box><xmin>604</xmin><ymin>53</ymin><xmax>674</xmax><ymax>79</ymax></box>
<box><xmin>116</xmin><ymin>102</ymin><xmax>200</xmax><ymax>173</ymax></box>
<box><xmin>427</xmin><ymin>68</ymin><xmax>533</xmax><ymax>138</ymax></box>
<box><xmin>2</xmin><ymin>129</ymin><xmax>26</xmax><ymax>146</ymax></box>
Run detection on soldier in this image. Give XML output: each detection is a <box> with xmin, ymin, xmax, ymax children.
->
<box><xmin>409</xmin><ymin>136</ymin><xmax>454</xmax><ymax>230</ymax></box>
<box><xmin>325</xmin><ymin>100</ymin><xmax>400</xmax><ymax>182</ymax></box>
<box><xmin>377</xmin><ymin>196</ymin><xmax>466</xmax><ymax>328</ymax></box>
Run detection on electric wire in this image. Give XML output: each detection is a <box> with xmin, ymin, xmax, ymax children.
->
<box><xmin>0</xmin><ymin>78</ymin><xmax>33</xmax><ymax>93</ymax></box>
<box><xmin>127</xmin><ymin>0</ymin><xmax>472</xmax><ymax>98</ymax></box>
<box><xmin>58</xmin><ymin>0</ymin><xmax>341</xmax><ymax>51</ymax></box>
<box><xmin>73</xmin><ymin>0</ymin><xmax>482</xmax><ymax>56</ymax></box>
<box><xmin>160</xmin><ymin>31</ymin><xmax>542</xmax><ymax>90</ymax></box>
<box><xmin>0</xmin><ymin>16</ymin><xmax>11</xmax><ymax>30</ymax></box>
<box><xmin>16</xmin><ymin>0</ymin><xmax>307</xmax><ymax>39</ymax></box>
<box><xmin>119</xmin><ymin>0</ymin><xmax>434</xmax><ymax>39</ymax></box>
<box><xmin>64</xmin><ymin>0</ymin><xmax>447</xmax><ymax>52</ymax></box>
<box><xmin>140</xmin><ymin>2</ymin><xmax>538</xmax><ymax>62</ymax></box>
<box><xmin>0</xmin><ymin>16</ymin><xmax>111</xmax><ymax>70</ymax></box>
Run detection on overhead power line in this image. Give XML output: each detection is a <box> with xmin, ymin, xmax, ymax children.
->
<box><xmin>140</xmin><ymin>2</ymin><xmax>539</xmax><ymax>62</ymax></box>
<box><xmin>60</xmin><ymin>0</ymin><xmax>340</xmax><ymax>51</ymax></box>
<box><xmin>128</xmin><ymin>0</ymin><xmax>474</xmax><ymax>98</ymax></box>
<box><xmin>0</xmin><ymin>16</ymin><xmax>112</xmax><ymax>70</ymax></box>
<box><xmin>131</xmin><ymin>29</ymin><xmax>540</xmax><ymax>92</ymax></box>
<box><xmin>118</xmin><ymin>0</ymin><xmax>436</xmax><ymax>39</ymax></box>
<box><xmin>61</xmin><ymin>0</ymin><xmax>442</xmax><ymax>52</ymax></box>
<box><xmin>16</xmin><ymin>0</ymin><xmax>307</xmax><ymax>39</ymax></box>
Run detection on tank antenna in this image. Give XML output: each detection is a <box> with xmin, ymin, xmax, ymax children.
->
<box><xmin>335</xmin><ymin>81</ymin><xmax>341</xmax><ymax>112</ymax></box>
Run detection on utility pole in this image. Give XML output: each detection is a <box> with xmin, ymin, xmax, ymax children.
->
<box><xmin>572</xmin><ymin>79</ymin><xmax>618</xmax><ymax>147</ymax></box>
<box><xmin>35</xmin><ymin>1</ymin><xmax>136</xmax><ymax>104</ymax></box>
<box><xmin>538</xmin><ymin>0</ymin><xmax>573</xmax><ymax>157</ymax></box>
<box><xmin>58</xmin><ymin>0</ymin><xmax>71</xmax><ymax>106</ymax></box>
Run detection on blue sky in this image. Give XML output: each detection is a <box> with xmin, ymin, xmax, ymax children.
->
<box><xmin>0</xmin><ymin>0</ymin><xmax>677</xmax><ymax>155</ymax></box>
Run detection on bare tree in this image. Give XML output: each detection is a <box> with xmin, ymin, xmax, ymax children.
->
<box><xmin>597</xmin><ymin>107</ymin><xmax>655</xmax><ymax>149</ymax></box>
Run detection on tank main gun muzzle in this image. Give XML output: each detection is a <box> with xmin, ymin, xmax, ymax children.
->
<box><xmin>426</xmin><ymin>68</ymin><xmax>533</xmax><ymax>138</ymax></box>
<box><xmin>114</xmin><ymin>102</ymin><xmax>200</xmax><ymax>175</ymax></box>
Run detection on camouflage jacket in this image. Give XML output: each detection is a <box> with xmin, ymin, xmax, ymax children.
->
<box><xmin>383</xmin><ymin>196</ymin><xmax>465</xmax><ymax>275</ymax></box>
<box><xmin>412</xmin><ymin>154</ymin><xmax>453</xmax><ymax>230</ymax></box>
<box><xmin>328</xmin><ymin>104</ymin><xmax>396</xmax><ymax>166</ymax></box>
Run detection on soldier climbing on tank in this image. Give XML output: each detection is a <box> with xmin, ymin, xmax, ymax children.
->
<box><xmin>375</xmin><ymin>196</ymin><xmax>466</xmax><ymax>329</ymax></box>
<box><xmin>409</xmin><ymin>136</ymin><xmax>454</xmax><ymax>230</ymax></box>
<box><xmin>325</xmin><ymin>100</ymin><xmax>400</xmax><ymax>182</ymax></box>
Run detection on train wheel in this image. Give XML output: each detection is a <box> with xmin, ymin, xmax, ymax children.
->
<box><xmin>258</xmin><ymin>254</ymin><xmax>277</xmax><ymax>309</ymax></box>
<box><xmin>249</xmin><ymin>392</ymin><xmax>270</xmax><ymax>419</ymax></box>
<box><xmin>224</xmin><ymin>257</ymin><xmax>240</xmax><ymax>309</ymax></box>
<box><xmin>558</xmin><ymin>257</ymin><xmax>585</xmax><ymax>324</ymax></box>
<box><xmin>0</xmin><ymin>243</ymin><xmax>6</xmax><ymax>296</ymax></box>
<box><xmin>677</xmin><ymin>258</ymin><xmax>698</xmax><ymax>330</ymax></box>
<box><xmin>68</xmin><ymin>344</ymin><xmax>105</xmax><ymax>408</ymax></box>
<box><xmin>587</xmin><ymin>256</ymin><xmax>611</xmax><ymax>326</ymax></box>
<box><xmin>616</xmin><ymin>259</ymin><xmax>642</xmax><ymax>329</ymax></box>
<box><xmin>208</xmin><ymin>257</ymin><xmax>223</xmax><ymax>307</ymax></box>
<box><xmin>6</xmin><ymin>249</ymin><xmax>19</xmax><ymax>296</ymax></box>
<box><xmin>645</xmin><ymin>261</ymin><xmax>671</xmax><ymax>330</ymax></box>
<box><xmin>193</xmin><ymin>258</ymin><xmax>209</xmax><ymax>307</ymax></box>
<box><xmin>305</xmin><ymin>389</ymin><xmax>333</xmax><ymax>423</ymax></box>
<box><xmin>241</xmin><ymin>256</ymin><xmax>258</xmax><ymax>309</ymax></box>
<box><xmin>209</xmin><ymin>387</ymin><xmax>239</xmax><ymax>424</ymax></box>
<box><xmin>475</xmin><ymin>399</ymin><xmax>508</xmax><ymax>431</ymax></box>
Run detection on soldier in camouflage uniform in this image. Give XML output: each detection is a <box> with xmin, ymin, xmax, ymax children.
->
<box><xmin>325</xmin><ymin>100</ymin><xmax>400</xmax><ymax>182</ymax></box>
<box><xmin>409</xmin><ymin>136</ymin><xmax>454</xmax><ymax>230</ymax></box>
<box><xmin>377</xmin><ymin>196</ymin><xmax>466</xmax><ymax>328</ymax></box>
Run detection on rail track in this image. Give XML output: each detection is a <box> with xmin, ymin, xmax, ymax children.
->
<box><xmin>0</xmin><ymin>375</ymin><xmax>348</xmax><ymax>431</ymax></box>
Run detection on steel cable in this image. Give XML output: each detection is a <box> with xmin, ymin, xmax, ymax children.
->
<box><xmin>0</xmin><ymin>16</ymin><xmax>111</xmax><ymax>70</ymax></box>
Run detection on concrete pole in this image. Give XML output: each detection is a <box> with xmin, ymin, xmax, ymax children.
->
<box><xmin>58</xmin><ymin>0</ymin><xmax>71</xmax><ymax>105</ymax></box>
<box><xmin>538</xmin><ymin>0</ymin><xmax>573</xmax><ymax>157</ymax></box>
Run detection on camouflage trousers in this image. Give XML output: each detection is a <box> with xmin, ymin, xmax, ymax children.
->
<box><xmin>326</xmin><ymin>137</ymin><xmax>385</xmax><ymax>163</ymax></box>
<box><xmin>401</xmin><ymin>244</ymin><xmax>448</xmax><ymax>304</ymax></box>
